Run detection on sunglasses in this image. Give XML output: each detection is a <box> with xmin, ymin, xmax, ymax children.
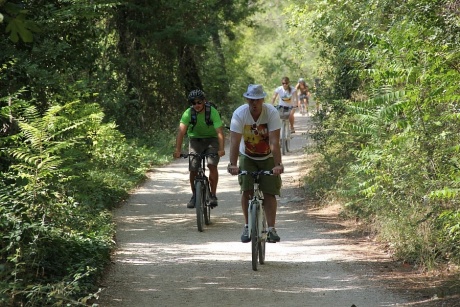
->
<box><xmin>191</xmin><ymin>100</ymin><xmax>203</xmax><ymax>105</ymax></box>
<box><xmin>282</xmin><ymin>82</ymin><xmax>289</xmax><ymax>85</ymax></box>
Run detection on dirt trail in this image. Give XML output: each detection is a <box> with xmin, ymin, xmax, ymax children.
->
<box><xmin>96</xmin><ymin>113</ymin><xmax>451</xmax><ymax>307</ymax></box>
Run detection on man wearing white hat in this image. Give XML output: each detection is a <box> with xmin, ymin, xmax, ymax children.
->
<box><xmin>227</xmin><ymin>84</ymin><xmax>284</xmax><ymax>243</ymax></box>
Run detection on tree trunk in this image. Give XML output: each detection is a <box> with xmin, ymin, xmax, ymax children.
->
<box><xmin>178</xmin><ymin>44</ymin><xmax>203</xmax><ymax>94</ymax></box>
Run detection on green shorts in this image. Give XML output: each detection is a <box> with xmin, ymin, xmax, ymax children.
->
<box><xmin>238</xmin><ymin>155</ymin><xmax>282</xmax><ymax>195</ymax></box>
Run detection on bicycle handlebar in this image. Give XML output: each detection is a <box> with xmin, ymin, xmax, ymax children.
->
<box><xmin>180</xmin><ymin>152</ymin><xmax>219</xmax><ymax>159</ymax></box>
<box><xmin>276</xmin><ymin>105</ymin><xmax>297</xmax><ymax>110</ymax></box>
<box><xmin>238</xmin><ymin>170</ymin><xmax>273</xmax><ymax>177</ymax></box>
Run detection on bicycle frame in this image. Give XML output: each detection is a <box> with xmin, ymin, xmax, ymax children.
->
<box><xmin>247</xmin><ymin>176</ymin><xmax>265</xmax><ymax>242</ymax></box>
<box><xmin>239</xmin><ymin>170</ymin><xmax>272</xmax><ymax>271</ymax></box>
<box><xmin>276</xmin><ymin>105</ymin><xmax>293</xmax><ymax>155</ymax></box>
<box><xmin>181</xmin><ymin>152</ymin><xmax>217</xmax><ymax>232</ymax></box>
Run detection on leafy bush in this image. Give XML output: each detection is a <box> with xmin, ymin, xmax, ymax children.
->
<box><xmin>0</xmin><ymin>99</ymin><xmax>173</xmax><ymax>305</ymax></box>
<box><xmin>292</xmin><ymin>0</ymin><xmax>460</xmax><ymax>270</ymax></box>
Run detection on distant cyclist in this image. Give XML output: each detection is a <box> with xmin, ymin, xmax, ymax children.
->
<box><xmin>173</xmin><ymin>89</ymin><xmax>225</xmax><ymax>209</ymax></box>
<box><xmin>295</xmin><ymin>78</ymin><xmax>311</xmax><ymax>116</ymax></box>
<box><xmin>271</xmin><ymin>77</ymin><xmax>299</xmax><ymax>133</ymax></box>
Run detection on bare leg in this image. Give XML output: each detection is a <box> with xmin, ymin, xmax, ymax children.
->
<box><xmin>289</xmin><ymin>109</ymin><xmax>295</xmax><ymax>130</ymax></box>
<box><xmin>208</xmin><ymin>164</ymin><xmax>218</xmax><ymax>195</ymax></box>
<box><xmin>262</xmin><ymin>193</ymin><xmax>277</xmax><ymax>227</ymax></box>
<box><xmin>241</xmin><ymin>190</ymin><xmax>252</xmax><ymax>224</ymax></box>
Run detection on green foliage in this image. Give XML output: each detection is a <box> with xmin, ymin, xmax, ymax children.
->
<box><xmin>0</xmin><ymin>0</ymin><xmax>332</xmax><ymax>304</ymax></box>
<box><xmin>5</xmin><ymin>0</ymin><xmax>458</xmax><ymax>302</ymax></box>
<box><xmin>2</xmin><ymin>1</ymin><xmax>40</xmax><ymax>42</ymax></box>
<box><xmin>291</xmin><ymin>0</ymin><xmax>460</xmax><ymax>270</ymax></box>
<box><xmin>0</xmin><ymin>97</ymin><xmax>171</xmax><ymax>305</ymax></box>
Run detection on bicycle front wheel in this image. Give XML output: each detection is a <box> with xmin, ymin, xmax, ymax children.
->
<box><xmin>259</xmin><ymin>211</ymin><xmax>267</xmax><ymax>265</ymax></box>
<box><xmin>281</xmin><ymin>121</ymin><xmax>287</xmax><ymax>155</ymax></box>
<box><xmin>204</xmin><ymin>181</ymin><xmax>211</xmax><ymax>225</ymax></box>
<box><xmin>195</xmin><ymin>181</ymin><xmax>204</xmax><ymax>232</ymax></box>
<box><xmin>250</xmin><ymin>202</ymin><xmax>259</xmax><ymax>271</ymax></box>
<box><xmin>285</xmin><ymin>128</ymin><xmax>290</xmax><ymax>153</ymax></box>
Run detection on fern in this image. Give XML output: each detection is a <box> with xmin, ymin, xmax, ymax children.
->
<box><xmin>3</xmin><ymin>102</ymin><xmax>100</xmax><ymax>218</ymax></box>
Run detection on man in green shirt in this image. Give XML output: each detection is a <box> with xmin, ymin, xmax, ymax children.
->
<box><xmin>173</xmin><ymin>89</ymin><xmax>225</xmax><ymax>208</ymax></box>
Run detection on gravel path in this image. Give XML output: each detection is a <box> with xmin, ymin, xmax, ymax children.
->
<box><xmin>96</xmin><ymin>113</ymin><xmax>421</xmax><ymax>307</ymax></box>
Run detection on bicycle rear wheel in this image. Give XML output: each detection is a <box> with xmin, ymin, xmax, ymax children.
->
<box><xmin>259</xmin><ymin>211</ymin><xmax>267</xmax><ymax>265</ymax></box>
<box><xmin>250</xmin><ymin>202</ymin><xmax>259</xmax><ymax>271</ymax></box>
<box><xmin>204</xmin><ymin>181</ymin><xmax>211</xmax><ymax>225</ymax></box>
<box><xmin>195</xmin><ymin>181</ymin><xmax>204</xmax><ymax>232</ymax></box>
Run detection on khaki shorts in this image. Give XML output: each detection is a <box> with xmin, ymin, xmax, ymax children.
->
<box><xmin>238</xmin><ymin>155</ymin><xmax>282</xmax><ymax>195</ymax></box>
<box><xmin>188</xmin><ymin>138</ymin><xmax>220</xmax><ymax>171</ymax></box>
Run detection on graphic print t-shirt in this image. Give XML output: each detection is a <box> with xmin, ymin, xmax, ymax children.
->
<box><xmin>230</xmin><ymin>104</ymin><xmax>281</xmax><ymax>160</ymax></box>
<box><xmin>274</xmin><ymin>85</ymin><xmax>297</xmax><ymax>107</ymax></box>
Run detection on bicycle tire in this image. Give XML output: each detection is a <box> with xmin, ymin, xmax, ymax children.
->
<box><xmin>259</xmin><ymin>211</ymin><xmax>267</xmax><ymax>265</ymax></box>
<box><xmin>286</xmin><ymin>128</ymin><xmax>290</xmax><ymax>153</ymax></box>
<box><xmin>281</xmin><ymin>121</ymin><xmax>287</xmax><ymax>155</ymax></box>
<box><xmin>195</xmin><ymin>181</ymin><xmax>204</xmax><ymax>232</ymax></box>
<box><xmin>251</xmin><ymin>202</ymin><xmax>259</xmax><ymax>271</ymax></box>
<box><xmin>204</xmin><ymin>180</ymin><xmax>211</xmax><ymax>225</ymax></box>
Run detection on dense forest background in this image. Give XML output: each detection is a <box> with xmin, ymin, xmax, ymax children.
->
<box><xmin>1</xmin><ymin>0</ymin><xmax>459</xmax><ymax>305</ymax></box>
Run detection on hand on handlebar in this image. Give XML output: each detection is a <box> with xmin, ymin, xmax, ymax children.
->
<box><xmin>227</xmin><ymin>164</ymin><xmax>239</xmax><ymax>175</ymax></box>
<box><xmin>272</xmin><ymin>164</ymin><xmax>284</xmax><ymax>175</ymax></box>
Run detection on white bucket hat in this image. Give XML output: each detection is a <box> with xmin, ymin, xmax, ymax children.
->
<box><xmin>243</xmin><ymin>84</ymin><xmax>267</xmax><ymax>99</ymax></box>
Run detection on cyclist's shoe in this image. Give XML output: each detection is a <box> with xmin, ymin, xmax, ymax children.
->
<box><xmin>187</xmin><ymin>196</ymin><xmax>195</xmax><ymax>209</ymax></box>
<box><xmin>209</xmin><ymin>195</ymin><xmax>218</xmax><ymax>208</ymax></box>
<box><xmin>268</xmin><ymin>228</ymin><xmax>280</xmax><ymax>242</ymax></box>
<box><xmin>290</xmin><ymin>127</ymin><xmax>296</xmax><ymax>133</ymax></box>
<box><xmin>241</xmin><ymin>226</ymin><xmax>250</xmax><ymax>243</ymax></box>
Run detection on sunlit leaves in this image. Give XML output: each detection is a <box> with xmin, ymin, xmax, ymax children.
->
<box><xmin>2</xmin><ymin>2</ymin><xmax>40</xmax><ymax>42</ymax></box>
<box><xmin>295</xmin><ymin>0</ymin><xmax>460</xmax><ymax>268</ymax></box>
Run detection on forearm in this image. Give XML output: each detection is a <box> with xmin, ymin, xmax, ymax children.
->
<box><xmin>229</xmin><ymin>132</ymin><xmax>241</xmax><ymax>165</ymax></box>
<box><xmin>270</xmin><ymin>144</ymin><xmax>282</xmax><ymax>166</ymax></box>
<box><xmin>269</xmin><ymin>131</ymin><xmax>282</xmax><ymax>165</ymax></box>
<box><xmin>216</xmin><ymin>129</ymin><xmax>225</xmax><ymax>151</ymax></box>
<box><xmin>229</xmin><ymin>144</ymin><xmax>239</xmax><ymax>165</ymax></box>
<box><xmin>218</xmin><ymin>137</ymin><xmax>225</xmax><ymax>152</ymax></box>
<box><xmin>175</xmin><ymin>134</ymin><xmax>184</xmax><ymax>152</ymax></box>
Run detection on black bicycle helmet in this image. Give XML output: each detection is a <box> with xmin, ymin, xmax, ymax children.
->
<box><xmin>188</xmin><ymin>89</ymin><xmax>205</xmax><ymax>102</ymax></box>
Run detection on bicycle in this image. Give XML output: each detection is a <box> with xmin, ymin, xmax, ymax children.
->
<box><xmin>180</xmin><ymin>152</ymin><xmax>218</xmax><ymax>232</ymax></box>
<box><xmin>276</xmin><ymin>105</ymin><xmax>295</xmax><ymax>155</ymax></box>
<box><xmin>239</xmin><ymin>169</ymin><xmax>274</xmax><ymax>271</ymax></box>
<box><xmin>299</xmin><ymin>94</ymin><xmax>308</xmax><ymax>116</ymax></box>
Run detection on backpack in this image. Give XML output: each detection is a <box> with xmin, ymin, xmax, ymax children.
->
<box><xmin>189</xmin><ymin>102</ymin><xmax>218</xmax><ymax>130</ymax></box>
